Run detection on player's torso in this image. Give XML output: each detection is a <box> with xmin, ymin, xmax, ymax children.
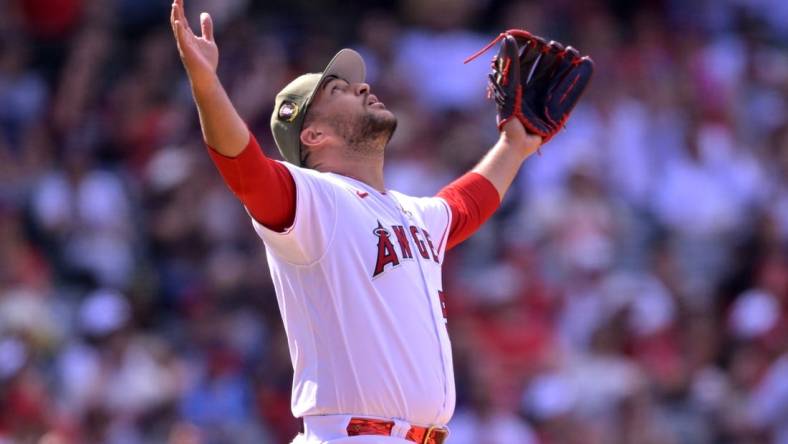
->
<box><xmin>263</xmin><ymin>170</ymin><xmax>456</xmax><ymax>426</ymax></box>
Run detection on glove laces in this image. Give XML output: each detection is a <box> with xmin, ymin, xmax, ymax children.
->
<box><xmin>463</xmin><ymin>29</ymin><xmax>536</xmax><ymax>64</ymax></box>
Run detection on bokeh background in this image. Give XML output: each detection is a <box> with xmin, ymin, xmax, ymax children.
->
<box><xmin>1</xmin><ymin>0</ymin><xmax>787</xmax><ymax>443</ymax></box>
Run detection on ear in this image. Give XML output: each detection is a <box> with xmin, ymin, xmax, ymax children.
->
<box><xmin>300</xmin><ymin>125</ymin><xmax>328</xmax><ymax>148</ymax></box>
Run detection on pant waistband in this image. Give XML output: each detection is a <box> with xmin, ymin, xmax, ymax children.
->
<box><xmin>302</xmin><ymin>415</ymin><xmax>448</xmax><ymax>443</ymax></box>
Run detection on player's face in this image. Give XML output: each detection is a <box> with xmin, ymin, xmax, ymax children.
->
<box><xmin>307</xmin><ymin>76</ymin><xmax>397</xmax><ymax>150</ymax></box>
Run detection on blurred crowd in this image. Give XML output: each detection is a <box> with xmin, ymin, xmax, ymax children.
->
<box><xmin>1</xmin><ymin>0</ymin><xmax>787</xmax><ymax>443</ymax></box>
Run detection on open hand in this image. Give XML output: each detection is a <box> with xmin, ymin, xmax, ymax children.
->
<box><xmin>170</xmin><ymin>0</ymin><xmax>218</xmax><ymax>89</ymax></box>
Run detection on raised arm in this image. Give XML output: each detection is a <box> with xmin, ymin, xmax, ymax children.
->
<box><xmin>170</xmin><ymin>0</ymin><xmax>295</xmax><ymax>231</ymax></box>
<box><xmin>170</xmin><ymin>0</ymin><xmax>246</xmax><ymax>155</ymax></box>
<box><xmin>473</xmin><ymin>120</ymin><xmax>542</xmax><ymax>200</ymax></box>
<box><xmin>437</xmin><ymin>120</ymin><xmax>540</xmax><ymax>251</ymax></box>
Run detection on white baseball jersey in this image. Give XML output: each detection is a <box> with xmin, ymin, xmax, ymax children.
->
<box><xmin>250</xmin><ymin>162</ymin><xmax>455</xmax><ymax>427</ymax></box>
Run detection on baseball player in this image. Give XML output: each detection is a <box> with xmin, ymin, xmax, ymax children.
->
<box><xmin>170</xmin><ymin>0</ymin><xmax>591</xmax><ymax>442</ymax></box>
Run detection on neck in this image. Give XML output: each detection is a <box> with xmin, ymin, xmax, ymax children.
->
<box><xmin>314</xmin><ymin>149</ymin><xmax>386</xmax><ymax>192</ymax></box>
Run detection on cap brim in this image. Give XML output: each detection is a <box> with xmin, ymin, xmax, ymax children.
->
<box><xmin>321</xmin><ymin>48</ymin><xmax>366</xmax><ymax>87</ymax></box>
<box><xmin>304</xmin><ymin>49</ymin><xmax>366</xmax><ymax>109</ymax></box>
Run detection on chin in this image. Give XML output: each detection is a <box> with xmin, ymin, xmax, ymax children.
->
<box><xmin>377</xmin><ymin>108</ymin><xmax>397</xmax><ymax>123</ymax></box>
<box><xmin>378</xmin><ymin>110</ymin><xmax>398</xmax><ymax>135</ymax></box>
<box><xmin>370</xmin><ymin>103</ymin><xmax>395</xmax><ymax>118</ymax></box>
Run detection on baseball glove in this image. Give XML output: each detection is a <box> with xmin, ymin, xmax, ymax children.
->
<box><xmin>466</xmin><ymin>29</ymin><xmax>594</xmax><ymax>143</ymax></box>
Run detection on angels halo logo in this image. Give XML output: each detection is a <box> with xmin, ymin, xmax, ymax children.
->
<box><xmin>278</xmin><ymin>101</ymin><xmax>299</xmax><ymax>122</ymax></box>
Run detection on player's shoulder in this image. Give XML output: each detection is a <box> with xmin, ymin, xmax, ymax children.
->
<box><xmin>389</xmin><ymin>190</ymin><xmax>451</xmax><ymax>232</ymax></box>
<box><xmin>389</xmin><ymin>189</ymin><xmax>449</xmax><ymax>212</ymax></box>
<box><xmin>278</xmin><ymin>161</ymin><xmax>351</xmax><ymax>189</ymax></box>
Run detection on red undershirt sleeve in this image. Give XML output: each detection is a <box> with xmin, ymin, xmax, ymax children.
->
<box><xmin>436</xmin><ymin>172</ymin><xmax>501</xmax><ymax>251</ymax></box>
<box><xmin>205</xmin><ymin>132</ymin><xmax>296</xmax><ymax>232</ymax></box>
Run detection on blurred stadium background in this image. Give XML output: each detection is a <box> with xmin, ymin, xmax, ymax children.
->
<box><xmin>1</xmin><ymin>0</ymin><xmax>787</xmax><ymax>443</ymax></box>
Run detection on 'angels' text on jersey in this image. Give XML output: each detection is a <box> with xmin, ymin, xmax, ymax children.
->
<box><xmin>372</xmin><ymin>221</ymin><xmax>440</xmax><ymax>277</ymax></box>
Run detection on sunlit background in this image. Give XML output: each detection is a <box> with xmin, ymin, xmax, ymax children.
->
<box><xmin>1</xmin><ymin>0</ymin><xmax>787</xmax><ymax>443</ymax></box>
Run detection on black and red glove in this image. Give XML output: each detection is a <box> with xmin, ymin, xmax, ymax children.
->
<box><xmin>469</xmin><ymin>29</ymin><xmax>594</xmax><ymax>143</ymax></box>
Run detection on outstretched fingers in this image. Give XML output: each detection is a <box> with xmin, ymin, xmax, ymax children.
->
<box><xmin>172</xmin><ymin>0</ymin><xmax>194</xmax><ymax>36</ymax></box>
<box><xmin>200</xmin><ymin>12</ymin><xmax>214</xmax><ymax>42</ymax></box>
<box><xmin>173</xmin><ymin>0</ymin><xmax>185</xmax><ymax>26</ymax></box>
<box><xmin>170</xmin><ymin>2</ymin><xmax>179</xmax><ymax>36</ymax></box>
<box><xmin>173</xmin><ymin>18</ymin><xmax>187</xmax><ymax>48</ymax></box>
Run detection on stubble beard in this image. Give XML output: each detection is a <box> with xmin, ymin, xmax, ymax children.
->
<box><xmin>331</xmin><ymin>110</ymin><xmax>397</xmax><ymax>157</ymax></box>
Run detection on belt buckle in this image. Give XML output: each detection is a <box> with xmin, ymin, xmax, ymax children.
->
<box><xmin>422</xmin><ymin>425</ymin><xmax>449</xmax><ymax>444</ymax></box>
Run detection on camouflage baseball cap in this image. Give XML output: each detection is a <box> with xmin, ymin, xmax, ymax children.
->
<box><xmin>270</xmin><ymin>49</ymin><xmax>366</xmax><ymax>166</ymax></box>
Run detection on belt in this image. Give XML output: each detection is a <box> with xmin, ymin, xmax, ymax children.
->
<box><xmin>346</xmin><ymin>417</ymin><xmax>449</xmax><ymax>444</ymax></box>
